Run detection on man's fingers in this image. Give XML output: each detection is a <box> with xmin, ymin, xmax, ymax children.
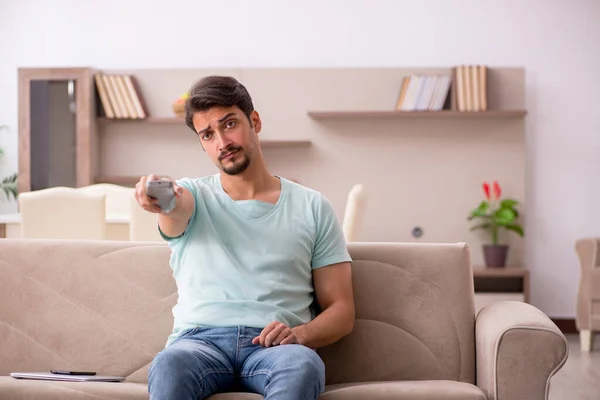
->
<box><xmin>279</xmin><ymin>335</ymin><xmax>297</xmax><ymax>345</ymax></box>
<box><xmin>144</xmin><ymin>200</ymin><xmax>161</xmax><ymax>213</ymax></box>
<box><xmin>173</xmin><ymin>184</ymin><xmax>184</xmax><ymax>197</ymax></box>
<box><xmin>141</xmin><ymin>194</ymin><xmax>157</xmax><ymax>208</ymax></box>
<box><xmin>136</xmin><ymin>176</ymin><xmax>146</xmax><ymax>200</ymax></box>
<box><xmin>150</xmin><ymin>206</ymin><xmax>162</xmax><ymax>213</ymax></box>
<box><xmin>133</xmin><ymin>175</ymin><xmax>165</xmax><ymax>214</ymax></box>
<box><xmin>253</xmin><ymin>322</ymin><xmax>294</xmax><ymax>347</ymax></box>
<box><xmin>254</xmin><ymin>321</ymin><xmax>279</xmax><ymax>347</ymax></box>
<box><xmin>265</xmin><ymin>324</ymin><xmax>287</xmax><ymax>347</ymax></box>
<box><xmin>260</xmin><ymin>322</ymin><xmax>279</xmax><ymax>346</ymax></box>
<box><xmin>271</xmin><ymin>328</ymin><xmax>291</xmax><ymax>346</ymax></box>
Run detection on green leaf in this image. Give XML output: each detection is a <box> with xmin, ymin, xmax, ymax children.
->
<box><xmin>469</xmin><ymin>223</ymin><xmax>492</xmax><ymax>231</ymax></box>
<box><xmin>477</xmin><ymin>200</ymin><xmax>490</xmax><ymax>211</ymax></box>
<box><xmin>0</xmin><ymin>173</ymin><xmax>18</xmax><ymax>201</ymax></box>
<box><xmin>468</xmin><ymin>201</ymin><xmax>490</xmax><ymax>219</ymax></box>
<box><xmin>504</xmin><ymin>223</ymin><xmax>524</xmax><ymax>237</ymax></box>
<box><xmin>500</xmin><ymin>198</ymin><xmax>520</xmax><ymax>217</ymax></box>
<box><xmin>500</xmin><ymin>199</ymin><xmax>518</xmax><ymax>209</ymax></box>
<box><xmin>468</xmin><ymin>214</ymin><xmax>490</xmax><ymax>221</ymax></box>
<box><xmin>494</xmin><ymin>208</ymin><xmax>516</xmax><ymax>225</ymax></box>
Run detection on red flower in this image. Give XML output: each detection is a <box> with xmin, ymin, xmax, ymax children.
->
<box><xmin>482</xmin><ymin>182</ymin><xmax>490</xmax><ymax>200</ymax></box>
<box><xmin>493</xmin><ymin>181</ymin><xmax>502</xmax><ymax>200</ymax></box>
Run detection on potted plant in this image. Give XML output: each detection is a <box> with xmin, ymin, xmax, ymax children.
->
<box><xmin>0</xmin><ymin>125</ymin><xmax>18</xmax><ymax>201</ymax></box>
<box><xmin>467</xmin><ymin>181</ymin><xmax>524</xmax><ymax>267</ymax></box>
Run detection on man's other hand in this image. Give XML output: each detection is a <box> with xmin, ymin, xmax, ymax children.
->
<box><xmin>252</xmin><ymin>321</ymin><xmax>299</xmax><ymax>347</ymax></box>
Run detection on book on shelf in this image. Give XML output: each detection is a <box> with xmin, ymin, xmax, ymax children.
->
<box><xmin>455</xmin><ymin>65</ymin><xmax>487</xmax><ymax>112</ymax></box>
<box><xmin>395</xmin><ymin>74</ymin><xmax>452</xmax><ymax>112</ymax></box>
<box><xmin>94</xmin><ymin>73</ymin><xmax>148</xmax><ymax>119</ymax></box>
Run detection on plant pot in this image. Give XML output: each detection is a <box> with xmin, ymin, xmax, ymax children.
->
<box><xmin>483</xmin><ymin>244</ymin><xmax>509</xmax><ymax>267</ymax></box>
<box><xmin>172</xmin><ymin>101</ymin><xmax>185</xmax><ymax>117</ymax></box>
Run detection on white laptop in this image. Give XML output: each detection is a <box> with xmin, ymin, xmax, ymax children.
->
<box><xmin>10</xmin><ymin>372</ymin><xmax>124</xmax><ymax>382</ymax></box>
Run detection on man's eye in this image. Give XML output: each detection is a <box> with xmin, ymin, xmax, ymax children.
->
<box><xmin>201</xmin><ymin>132</ymin><xmax>212</xmax><ymax>140</ymax></box>
<box><xmin>225</xmin><ymin>121</ymin><xmax>236</xmax><ymax>129</ymax></box>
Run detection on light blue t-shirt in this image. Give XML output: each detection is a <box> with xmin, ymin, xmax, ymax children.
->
<box><xmin>160</xmin><ymin>174</ymin><xmax>352</xmax><ymax>347</ymax></box>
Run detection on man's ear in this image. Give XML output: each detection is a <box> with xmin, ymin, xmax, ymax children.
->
<box><xmin>250</xmin><ymin>110</ymin><xmax>261</xmax><ymax>134</ymax></box>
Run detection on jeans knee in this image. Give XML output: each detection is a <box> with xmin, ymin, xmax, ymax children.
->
<box><xmin>292</xmin><ymin>347</ymin><xmax>326</xmax><ymax>390</ymax></box>
<box><xmin>148</xmin><ymin>348</ymin><xmax>190</xmax><ymax>384</ymax></box>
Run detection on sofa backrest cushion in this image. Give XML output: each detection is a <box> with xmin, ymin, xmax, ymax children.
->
<box><xmin>0</xmin><ymin>239</ymin><xmax>175</xmax><ymax>383</ymax></box>
<box><xmin>317</xmin><ymin>242</ymin><xmax>476</xmax><ymax>385</ymax></box>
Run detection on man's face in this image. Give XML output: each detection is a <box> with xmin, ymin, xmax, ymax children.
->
<box><xmin>192</xmin><ymin>106</ymin><xmax>261</xmax><ymax>176</ymax></box>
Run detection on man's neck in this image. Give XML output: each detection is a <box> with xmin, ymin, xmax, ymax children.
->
<box><xmin>220</xmin><ymin>160</ymin><xmax>280</xmax><ymax>201</ymax></box>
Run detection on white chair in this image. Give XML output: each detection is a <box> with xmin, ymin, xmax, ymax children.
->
<box><xmin>342</xmin><ymin>184</ymin><xmax>367</xmax><ymax>242</ymax></box>
<box><xmin>18</xmin><ymin>187</ymin><xmax>106</xmax><ymax>240</ymax></box>
<box><xmin>77</xmin><ymin>183</ymin><xmax>135</xmax><ymax>214</ymax></box>
<box><xmin>129</xmin><ymin>196</ymin><xmax>164</xmax><ymax>242</ymax></box>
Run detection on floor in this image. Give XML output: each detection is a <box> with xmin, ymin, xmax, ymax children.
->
<box><xmin>549</xmin><ymin>333</ymin><xmax>600</xmax><ymax>400</ymax></box>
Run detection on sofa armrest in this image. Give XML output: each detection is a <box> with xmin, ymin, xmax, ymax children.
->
<box><xmin>475</xmin><ymin>301</ymin><xmax>568</xmax><ymax>400</ymax></box>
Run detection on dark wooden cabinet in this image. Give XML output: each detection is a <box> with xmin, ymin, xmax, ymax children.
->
<box><xmin>18</xmin><ymin>68</ymin><xmax>96</xmax><ymax>193</ymax></box>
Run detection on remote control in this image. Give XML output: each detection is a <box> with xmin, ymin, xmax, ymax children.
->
<box><xmin>146</xmin><ymin>180</ymin><xmax>176</xmax><ymax>213</ymax></box>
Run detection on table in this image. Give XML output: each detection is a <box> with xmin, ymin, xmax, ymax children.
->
<box><xmin>0</xmin><ymin>213</ymin><xmax>131</xmax><ymax>240</ymax></box>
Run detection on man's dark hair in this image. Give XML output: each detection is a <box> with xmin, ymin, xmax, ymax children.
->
<box><xmin>184</xmin><ymin>76</ymin><xmax>255</xmax><ymax>134</ymax></box>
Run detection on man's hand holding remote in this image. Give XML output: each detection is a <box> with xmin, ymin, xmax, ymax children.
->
<box><xmin>134</xmin><ymin>174</ymin><xmax>195</xmax><ymax>238</ymax></box>
<box><xmin>134</xmin><ymin>175</ymin><xmax>181</xmax><ymax>214</ymax></box>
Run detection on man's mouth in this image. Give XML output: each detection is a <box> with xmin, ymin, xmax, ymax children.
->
<box><xmin>220</xmin><ymin>150</ymin><xmax>239</xmax><ymax>161</ymax></box>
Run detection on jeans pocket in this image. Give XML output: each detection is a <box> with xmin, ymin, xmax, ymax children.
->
<box><xmin>176</xmin><ymin>326</ymin><xmax>204</xmax><ymax>341</ymax></box>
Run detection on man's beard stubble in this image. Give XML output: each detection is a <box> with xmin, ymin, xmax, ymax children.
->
<box><xmin>219</xmin><ymin>145</ymin><xmax>251</xmax><ymax>176</ymax></box>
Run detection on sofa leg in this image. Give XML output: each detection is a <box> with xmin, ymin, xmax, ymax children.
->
<box><xmin>580</xmin><ymin>330</ymin><xmax>594</xmax><ymax>352</ymax></box>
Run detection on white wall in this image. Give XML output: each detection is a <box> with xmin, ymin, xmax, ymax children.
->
<box><xmin>1</xmin><ymin>0</ymin><xmax>599</xmax><ymax>318</ymax></box>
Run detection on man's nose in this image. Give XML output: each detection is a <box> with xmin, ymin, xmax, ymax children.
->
<box><xmin>216</xmin><ymin>132</ymin><xmax>232</xmax><ymax>150</ymax></box>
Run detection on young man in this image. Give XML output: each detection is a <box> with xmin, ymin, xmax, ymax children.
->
<box><xmin>134</xmin><ymin>76</ymin><xmax>355</xmax><ymax>400</ymax></box>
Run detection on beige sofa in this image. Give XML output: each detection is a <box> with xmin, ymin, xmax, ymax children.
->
<box><xmin>575</xmin><ymin>237</ymin><xmax>600</xmax><ymax>352</ymax></box>
<box><xmin>0</xmin><ymin>239</ymin><xmax>568</xmax><ymax>399</ymax></box>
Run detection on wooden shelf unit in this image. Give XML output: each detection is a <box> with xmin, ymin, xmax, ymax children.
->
<box><xmin>307</xmin><ymin>110</ymin><xmax>527</xmax><ymax>120</ymax></box>
<box><xmin>472</xmin><ymin>266</ymin><xmax>529</xmax><ymax>278</ymax></box>
<box><xmin>473</xmin><ymin>266</ymin><xmax>530</xmax><ymax>305</ymax></box>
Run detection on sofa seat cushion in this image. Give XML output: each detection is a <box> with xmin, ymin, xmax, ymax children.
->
<box><xmin>0</xmin><ymin>377</ymin><xmax>265</xmax><ymax>400</ymax></box>
<box><xmin>0</xmin><ymin>377</ymin><xmax>485</xmax><ymax>400</ymax></box>
<box><xmin>0</xmin><ymin>377</ymin><xmax>149</xmax><ymax>400</ymax></box>
<box><xmin>321</xmin><ymin>380</ymin><xmax>486</xmax><ymax>400</ymax></box>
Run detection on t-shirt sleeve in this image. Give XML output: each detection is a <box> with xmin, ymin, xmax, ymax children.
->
<box><xmin>158</xmin><ymin>178</ymin><xmax>198</xmax><ymax>244</ymax></box>
<box><xmin>311</xmin><ymin>194</ymin><xmax>352</xmax><ymax>269</ymax></box>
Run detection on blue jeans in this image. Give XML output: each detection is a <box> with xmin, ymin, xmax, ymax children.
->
<box><xmin>148</xmin><ymin>326</ymin><xmax>325</xmax><ymax>400</ymax></box>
